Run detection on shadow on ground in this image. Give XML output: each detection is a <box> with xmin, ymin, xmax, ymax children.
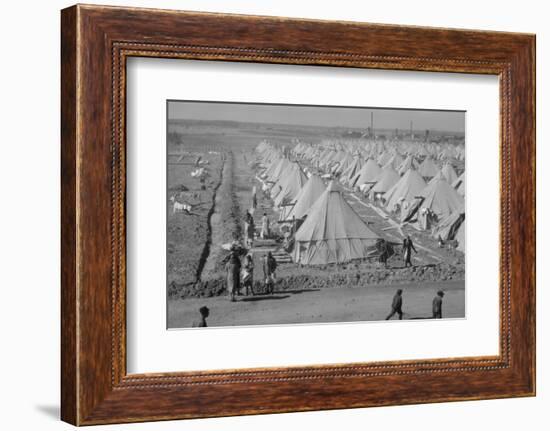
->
<box><xmin>240</xmin><ymin>295</ymin><xmax>290</xmax><ymax>302</ymax></box>
<box><xmin>284</xmin><ymin>288</ymin><xmax>321</xmax><ymax>294</ymax></box>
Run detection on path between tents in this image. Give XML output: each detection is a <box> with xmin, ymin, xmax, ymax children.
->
<box><xmin>346</xmin><ymin>191</ymin><xmax>446</xmax><ymax>264</ymax></box>
<box><xmin>348</xmin><ymin>193</ymin><xmax>404</xmax><ymax>233</ymax></box>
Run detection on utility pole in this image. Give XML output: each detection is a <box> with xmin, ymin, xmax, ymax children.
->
<box><xmin>371</xmin><ymin>112</ymin><xmax>374</xmax><ymax>138</ymax></box>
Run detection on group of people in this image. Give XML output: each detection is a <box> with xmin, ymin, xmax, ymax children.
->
<box><xmin>378</xmin><ymin>235</ymin><xmax>418</xmax><ymax>268</ymax></box>
<box><xmin>194</xmin><ymin>286</ymin><xmax>446</xmax><ymax>327</ymax></box>
<box><xmin>225</xmin><ymin>247</ymin><xmax>278</xmax><ymax>302</ymax></box>
<box><xmin>385</xmin><ymin>288</ymin><xmax>445</xmax><ymax>320</ymax></box>
<box><xmin>243</xmin><ymin>210</ymin><xmax>272</xmax><ymax>247</ymax></box>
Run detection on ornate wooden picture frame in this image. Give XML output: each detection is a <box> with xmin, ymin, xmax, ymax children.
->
<box><xmin>61</xmin><ymin>4</ymin><xmax>535</xmax><ymax>425</ymax></box>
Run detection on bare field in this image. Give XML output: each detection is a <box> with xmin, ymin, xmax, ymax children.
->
<box><xmin>166</xmin><ymin>151</ymin><xmax>223</xmax><ymax>286</ymax></box>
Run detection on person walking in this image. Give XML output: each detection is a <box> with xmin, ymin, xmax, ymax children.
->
<box><xmin>242</xmin><ymin>254</ymin><xmax>255</xmax><ymax>296</ymax></box>
<box><xmin>385</xmin><ymin>289</ymin><xmax>404</xmax><ymax>320</ymax></box>
<box><xmin>252</xmin><ymin>186</ymin><xmax>258</xmax><ymax>211</ymax></box>
<box><xmin>244</xmin><ymin>211</ymin><xmax>255</xmax><ymax>248</ymax></box>
<box><xmin>260</xmin><ymin>212</ymin><xmax>270</xmax><ymax>239</ymax></box>
<box><xmin>225</xmin><ymin>249</ymin><xmax>241</xmax><ymax>302</ymax></box>
<box><xmin>263</xmin><ymin>251</ymin><xmax>277</xmax><ymax>294</ymax></box>
<box><xmin>432</xmin><ymin>290</ymin><xmax>445</xmax><ymax>318</ymax></box>
<box><xmin>379</xmin><ymin>239</ymin><xmax>390</xmax><ymax>268</ymax></box>
<box><xmin>191</xmin><ymin>306</ymin><xmax>210</xmax><ymax>327</ymax></box>
<box><xmin>402</xmin><ymin>235</ymin><xmax>417</xmax><ymax>267</ymax></box>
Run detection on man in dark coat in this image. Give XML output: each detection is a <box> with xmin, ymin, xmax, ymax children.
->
<box><xmin>385</xmin><ymin>289</ymin><xmax>404</xmax><ymax>320</ymax></box>
<box><xmin>432</xmin><ymin>290</ymin><xmax>444</xmax><ymax>318</ymax></box>
<box><xmin>263</xmin><ymin>251</ymin><xmax>277</xmax><ymax>294</ymax></box>
<box><xmin>379</xmin><ymin>239</ymin><xmax>391</xmax><ymax>268</ymax></box>
<box><xmin>226</xmin><ymin>250</ymin><xmax>241</xmax><ymax>302</ymax></box>
<box><xmin>191</xmin><ymin>306</ymin><xmax>210</xmax><ymax>327</ymax></box>
<box><xmin>402</xmin><ymin>235</ymin><xmax>417</xmax><ymax>267</ymax></box>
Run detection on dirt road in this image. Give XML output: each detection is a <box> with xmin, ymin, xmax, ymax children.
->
<box><xmin>168</xmin><ymin>280</ymin><xmax>464</xmax><ymax>328</ymax></box>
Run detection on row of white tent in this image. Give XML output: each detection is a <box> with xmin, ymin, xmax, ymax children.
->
<box><xmin>293</xmin><ymin>138</ymin><xmax>465</xmax><ymax>164</ymax></box>
<box><xmin>255</xmin><ymin>140</ymin><xmax>465</xmax><ymax>263</ymax></box>
<box><xmin>261</xmin><ymin>143</ymin><xmax>465</xmax><ymax>223</ymax></box>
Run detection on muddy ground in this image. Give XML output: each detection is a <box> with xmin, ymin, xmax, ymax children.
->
<box><xmin>166</xmin><ymin>150</ymin><xmax>223</xmax><ymax>286</ymax></box>
<box><xmin>168</xmin><ymin>280</ymin><xmax>464</xmax><ymax>328</ymax></box>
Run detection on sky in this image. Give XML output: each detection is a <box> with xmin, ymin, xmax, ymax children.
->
<box><xmin>168</xmin><ymin>100</ymin><xmax>465</xmax><ymax>133</ymax></box>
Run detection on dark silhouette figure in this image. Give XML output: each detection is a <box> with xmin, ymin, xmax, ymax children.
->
<box><xmin>432</xmin><ymin>290</ymin><xmax>445</xmax><ymax>318</ymax></box>
<box><xmin>379</xmin><ymin>239</ymin><xmax>391</xmax><ymax>268</ymax></box>
<box><xmin>225</xmin><ymin>250</ymin><xmax>241</xmax><ymax>302</ymax></box>
<box><xmin>263</xmin><ymin>251</ymin><xmax>277</xmax><ymax>294</ymax></box>
<box><xmin>242</xmin><ymin>254</ymin><xmax>255</xmax><ymax>296</ymax></box>
<box><xmin>192</xmin><ymin>306</ymin><xmax>210</xmax><ymax>327</ymax></box>
<box><xmin>402</xmin><ymin>235</ymin><xmax>417</xmax><ymax>267</ymax></box>
<box><xmin>244</xmin><ymin>211</ymin><xmax>255</xmax><ymax>247</ymax></box>
<box><xmin>385</xmin><ymin>289</ymin><xmax>404</xmax><ymax>320</ymax></box>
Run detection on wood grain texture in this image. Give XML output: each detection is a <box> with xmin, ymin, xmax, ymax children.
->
<box><xmin>60</xmin><ymin>4</ymin><xmax>536</xmax><ymax>425</ymax></box>
<box><xmin>60</xmin><ymin>5</ymin><xmax>78</xmax><ymax>425</ymax></box>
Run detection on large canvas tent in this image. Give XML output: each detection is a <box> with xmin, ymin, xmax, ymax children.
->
<box><xmin>441</xmin><ymin>163</ymin><xmax>458</xmax><ymax>184</ymax></box>
<box><xmin>453</xmin><ymin>172</ymin><xmax>465</xmax><ymax>196</ymax></box>
<box><xmin>272</xmin><ymin>163</ymin><xmax>307</xmax><ymax>207</ymax></box>
<box><xmin>340</xmin><ymin>157</ymin><xmax>363</xmax><ymax>185</ymax></box>
<box><xmin>418</xmin><ymin>178</ymin><xmax>464</xmax><ymax>221</ymax></box>
<box><xmin>264</xmin><ymin>157</ymin><xmax>290</xmax><ymax>183</ymax></box>
<box><xmin>397</xmin><ymin>155</ymin><xmax>416</xmax><ymax>176</ymax></box>
<box><xmin>280</xmin><ymin>174</ymin><xmax>326</xmax><ymax>221</ymax></box>
<box><xmin>383</xmin><ymin>168</ymin><xmax>427</xmax><ymax>213</ymax></box>
<box><xmin>433</xmin><ymin>209</ymin><xmax>465</xmax><ymax>241</ymax></box>
<box><xmin>377</xmin><ymin>151</ymin><xmax>392</xmax><ymax>167</ymax></box>
<box><xmin>417</xmin><ymin>157</ymin><xmax>439</xmax><ymax>179</ymax></box>
<box><xmin>294</xmin><ymin>181</ymin><xmax>380</xmax><ymax>265</ymax></box>
<box><xmin>350</xmin><ymin>159</ymin><xmax>381</xmax><ymax>188</ymax></box>
<box><xmin>382</xmin><ymin>153</ymin><xmax>404</xmax><ymax>171</ymax></box>
<box><xmin>428</xmin><ymin>170</ymin><xmax>444</xmax><ymax>185</ymax></box>
<box><xmin>369</xmin><ymin>166</ymin><xmax>400</xmax><ymax>199</ymax></box>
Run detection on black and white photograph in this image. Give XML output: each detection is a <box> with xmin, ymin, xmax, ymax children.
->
<box><xmin>166</xmin><ymin>101</ymin><xmax>466</xmax><ymax>329</ymax></box>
